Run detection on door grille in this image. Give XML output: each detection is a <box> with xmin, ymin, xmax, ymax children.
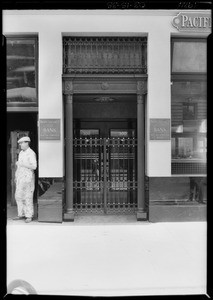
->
<box><xmin>73</xmin><ymin>137</ymin><xmax>137</xmax><ymax>214</ymax></box>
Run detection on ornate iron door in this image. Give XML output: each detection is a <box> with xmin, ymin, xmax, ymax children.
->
<box><xmin>73</xmin><ymin>129</ymin><xmax>137</xmax><ymax>214</ymax></box>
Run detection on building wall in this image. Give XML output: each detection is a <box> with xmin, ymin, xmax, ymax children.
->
<box><xmin>3</xmin><ymin>10</ymin><xmax>210</xmax><ymax>178</ymax></box>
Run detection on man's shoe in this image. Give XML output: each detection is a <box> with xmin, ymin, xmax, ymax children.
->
<box><xmin>13</xmin><ymin>216</ymin><xmax>25</xmax><ymax>220</ymax></box>
<box><xmin>25</xmin><ymin>218</ymin><xmax>32</xmax><ymax>223</ymax></box>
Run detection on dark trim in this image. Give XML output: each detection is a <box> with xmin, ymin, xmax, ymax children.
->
<box><xmin>7</xmin><ymin>107</ymin><xmax>38</xmax><ymax>112</ymax></box>
<box><xmin>171</xmin><ymin>74</ymin><xmax>207</xmax><ymax>81</ymax></box>
<box><xmin>62</xmin><ymin>74</ymin><xmax>148</xmax><ymax>79</ymax></box>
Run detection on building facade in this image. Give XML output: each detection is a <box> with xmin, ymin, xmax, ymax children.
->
<box><xmin>4</xmin><ymin>10</ymin><xmax>210</xmax><ymax>222</ymax></box>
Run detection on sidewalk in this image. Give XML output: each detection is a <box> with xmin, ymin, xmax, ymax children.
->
<box><xmin>6</xmin><ymin>206</ymin><xmax>207</xmax><ymax>296</ymax></box>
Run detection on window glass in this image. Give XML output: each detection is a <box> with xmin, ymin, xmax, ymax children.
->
<box><xmin>7</xmin><ymin>37</ymin><xmax>37</xmax><ymax>105</ymax></box>
<box><xmin>171</xmin><ymin>79</ymin><xmax>206</xmax><ymax>161</ymax></box>
<box><xmin>110</xmin><ymin>129</ymin><xmax>135</xmax><ymax>138</ymax></box>
<box><xmin>178</xmin><ymin>137</ymin><xmax>193</xmax><ymax>158</ymax></box>
<box><xmin>183</xmin><ymin>104</ymin><xmax>196</xmax><ymax>120</ymax></box>
<box><xmin>171</xmin><ymin>138</ymin><xmax>176</xmax><ymax>157</ymax></box>
<box><xmin>80</xmin><ymin>129</ymin><xmax>99</xmax><ymax>138</ymax></box>
<box><xmin>172</xmin><ymin>41</ymin><xmax>207</xmax><ymax>73</ymax></box>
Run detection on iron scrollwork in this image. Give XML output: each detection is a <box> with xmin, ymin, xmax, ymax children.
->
<box><xmin>63</xmin><ymin>37</ymin><xmax>147</xmax><ymax>75</ymax></box>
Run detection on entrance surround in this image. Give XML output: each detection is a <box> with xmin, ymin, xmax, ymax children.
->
<box><xmin>63</xmin><ymin>75</ymin><xmax>147</xmax><ymax>221</ymax></box>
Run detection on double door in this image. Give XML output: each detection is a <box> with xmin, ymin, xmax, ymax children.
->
<box><xmin>73</xmin><ymin>120</ymin><xmax>137</xmax><ymax>213</ymax></box>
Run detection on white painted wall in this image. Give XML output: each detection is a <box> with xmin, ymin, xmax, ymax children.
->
<box><xmin>3</xmin><ymin>10</ymin><xmax>210</xmax><ymax>177</ymax></box>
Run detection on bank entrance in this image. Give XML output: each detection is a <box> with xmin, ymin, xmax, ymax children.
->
<box><xmin>63</xmin><ymin>36</ymin><xmax>147</xmax><ymax>221</ymax></box>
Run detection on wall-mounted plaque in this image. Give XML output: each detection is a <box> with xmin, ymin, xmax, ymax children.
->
<box><xmin>150</xmin><ymin>119</ymin><xmax>170</xmax><ymax>140</ymax></box>
<box><xmin>39</xmin><ymin>119</ymin><xmax>60</xmax><ymax>140</ymax></box>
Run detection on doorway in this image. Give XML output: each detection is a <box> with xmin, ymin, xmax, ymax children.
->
<box><xmin>73</xmin><ymin>119</ymin><xmax>137</xmax><ymax>214</ymax></box>
<box><xmin>7</xmin><ymin>112</ymin><xmax>38</xmax><ymax>206</ymax></box>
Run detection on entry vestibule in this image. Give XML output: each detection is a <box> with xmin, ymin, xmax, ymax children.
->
<box><xmin>63</xmin><ymin>76</ymin><xmax>147</xmax><ymax>221</ymax></box>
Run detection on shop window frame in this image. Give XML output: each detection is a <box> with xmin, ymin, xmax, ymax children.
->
<box><xmin>171</xmin><ymin>37</ymin><xmax>207</xmax><ymax>174</ymax></box>
<box><xmin>6</xmin><ymin>35</ymin><xmax>38</xmax><ymax>109</ymax></box>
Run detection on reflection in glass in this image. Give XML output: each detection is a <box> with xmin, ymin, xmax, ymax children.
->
<box><xmin>7</xmin><ymin>38</ymin><xmax>37</xmax><ymax>104</ymax></box>
<box><xmin>178</xmin><ymin>138</ymin><xmax>193</xmax><ymax>158</ymax></box>
<box><xmin>183</xmin><ymin>104</ymin><xmax>196</xmax><ymax>120</ymax></box>
<box><xmin>171</xmin><ymin>80</ymin><xmax>207</xmax><ymax>161</ymax></box>
<box><xmin>172</xmin><ymin>41</ymin><xmax>207</xmax><ymax>73</ymax></box>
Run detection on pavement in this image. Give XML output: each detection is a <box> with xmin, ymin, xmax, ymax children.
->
<box><xmin>6</xmin><ymin>204</ymin><xmax>207</xmax><ymax>296</ymax></box>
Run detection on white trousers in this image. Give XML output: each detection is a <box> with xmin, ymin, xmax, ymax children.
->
<box><xmin>15</xmin><ymin>176</ymin><xmax>35</xmax><ymax>218</ymax></box>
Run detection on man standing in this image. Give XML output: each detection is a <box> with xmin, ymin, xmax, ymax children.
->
<box><xmin>13</xmin><ymin>136</ymin><xmax>37</xmax><ymax>223</ymax></box>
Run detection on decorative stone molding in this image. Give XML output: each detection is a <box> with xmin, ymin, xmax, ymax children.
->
<box><xmin>137</xmin><ymin>81</ymin><xmax>147</xmax><ymax>95</ymax></box>
<box><xmin>101</xmin><ymin>82</ymin><xmax>109</xmax><ymax>90</ymax></box>
<box><xmin>63</xmin><ymin>81</ymin><xmax>73</xmax><ymax>94</ymax></box>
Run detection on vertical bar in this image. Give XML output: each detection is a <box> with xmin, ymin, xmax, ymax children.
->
<box><xmin>64</xmin><ymin>93</ymin><xmax>74</xmax><ymax>221</ymax></box>
<box><xmin>137</xmin><ymin>93</ymin><xmax>146</xmax><ymax>220</ymax></box>
<box><xmin>127</xmin><ymin>137</ymin><xmax>130</xmax><ymax>209</ymax></box>
<box><xmin>122</xmin><ymin>137</ymin><xmax>125</xmax><ymax>210</ymax></box>
<box><xmin>80</xmin><ymin>137</ymin><xmax>82</xmax><ymax>212</ymax></box>
<box><xmin>100</xmin><ymin>138</ymin><xmax>103</xmax><ymax>211</ymax></box>
<box><xmin>90</xmin><ymin>136</ymin><xmax>92</xmax><ymax>211</ymax></box>
<box><xmin>103</xmin><ymin>138</ymin><xmax>107</xmax><ymax>213</ymax></box>
<box><xmin>116</xmin><ymin>138</ymin><xmax>119</xmax><ymax>210</ymax></box>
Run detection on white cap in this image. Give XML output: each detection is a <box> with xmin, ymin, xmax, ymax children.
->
<box><xmin>18</xmin><ymin>136</ymin><xmax>31</xmax><ymax>143</ymax></box>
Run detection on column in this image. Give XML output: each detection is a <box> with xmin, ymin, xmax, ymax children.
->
<box><xmin>64</xmin><ymin>93</ymin><xmax>75</xmax><ymax>221</ymax></box>
<box><xmin>137</xmin><ymin>82</ymin><xmax>147</xmax><ymax>220</ymax></box>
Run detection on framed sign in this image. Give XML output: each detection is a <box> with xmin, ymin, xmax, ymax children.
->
<box><xmin>172</xmin><ymin>12</ymin><xmax>211</xmax><ymax>33</ymax></box>
<box><xmin>39</xmin><ymin>119</ymin><xmax>60</xmax><ymax>140</ymax></box>
<box><xmin>150</xmin><ymin>119</ymin><xmax>170</xmax><ymax>140</ymax></box>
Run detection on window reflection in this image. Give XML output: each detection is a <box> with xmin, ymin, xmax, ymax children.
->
<box><xmin>172</xmin><ymin>135</ymin><xmax>206</xmax><ymax>160</ymax></box>
<box><xmin>172</xmin><ymin>41</ymin><xmax>207</xmax><ymax>73</ymax></box>
<box><xmin>171</xmin><ymin>79</ymin><xmax>207</xmax><ymax>161</ymax></box>
<box><xmin>6</xmin><ymin>38</ymin><xmax>37</xmax><ymax>105</ymax></box>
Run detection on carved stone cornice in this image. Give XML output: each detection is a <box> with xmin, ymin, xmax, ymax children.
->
<box><xmin>63</xmin><ymin>76</ymin><xmax>147</xmax><ymax>95</ymax></box>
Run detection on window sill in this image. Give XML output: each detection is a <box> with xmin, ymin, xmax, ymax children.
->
<box><xmin>172</xmin><ymin>158</ymin><xmax>206</xmax><ymax>163</ymax></box>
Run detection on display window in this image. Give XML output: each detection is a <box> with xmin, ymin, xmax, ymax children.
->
<box><xmin>171</xmin><ymin>38</ymin><xmax>207</xmax><ymax>174</ymax></box>
<box><xmin>6</xmin><ymin>36</ymin><xmax>38</xmax><ymax>107</ymax></box>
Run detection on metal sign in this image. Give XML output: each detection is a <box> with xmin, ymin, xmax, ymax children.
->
<box><xmin>172</xmin><ymin>12</ymin><xmax>211</xmax><ymax>32</ymax></box>
<box><xmin>39</xmin><ymin>119</ymin><xmax>60</xmax><ymax>140</ymax></box>
<box><xmin>150</xmin><ymin>119</ymin><xmax>170</xmax><ymax>140</ymax></box>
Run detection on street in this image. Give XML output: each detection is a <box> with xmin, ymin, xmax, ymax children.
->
<box><xmin>7</xmin><ymin>218</ymin><xmax>207</xmax><ymax>296</ymax></box>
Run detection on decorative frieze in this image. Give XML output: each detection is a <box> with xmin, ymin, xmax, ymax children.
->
<box><xmin>63</xmin><ymin>76</ymin><xmax>147</xmax><ymax>94</ymax></box>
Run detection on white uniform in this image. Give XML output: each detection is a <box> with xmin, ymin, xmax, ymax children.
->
<box><xmin>15</xmin><ymin>147</ymin><xmax>37</xmax><ymax>218</ymax></box>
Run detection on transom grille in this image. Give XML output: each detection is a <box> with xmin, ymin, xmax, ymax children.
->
<box><xmin>63</xmin><ymin>37</ymin><xmax>147</xmax><ymax>74</ymax></box>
